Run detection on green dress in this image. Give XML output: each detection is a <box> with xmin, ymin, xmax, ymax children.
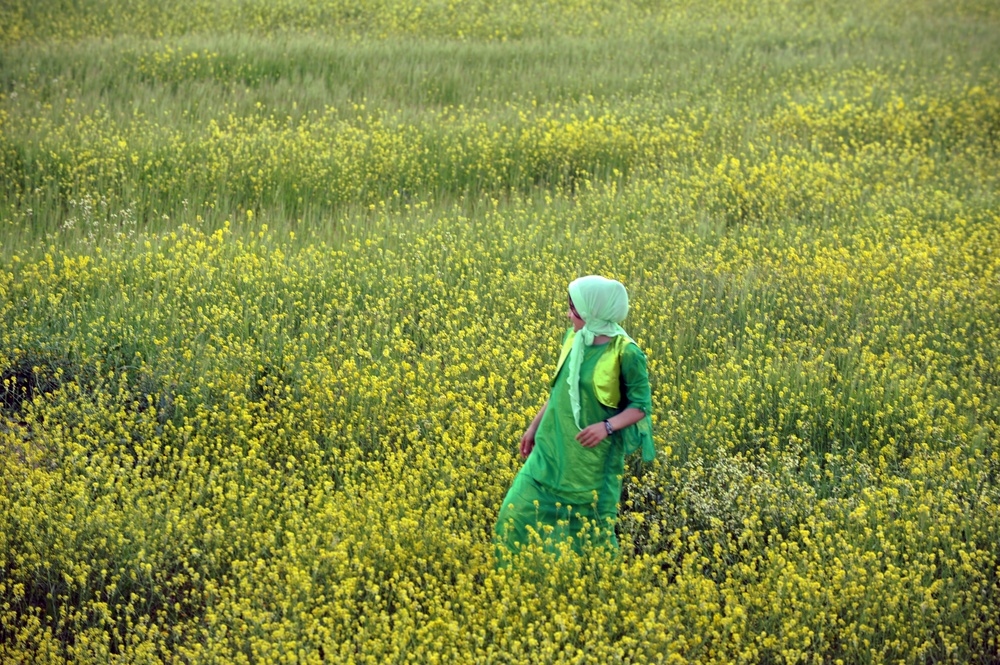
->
<box><xmin>494</xmin><ymin>332</ymin><xmax>653</xmax><ymax>557</ymax></box>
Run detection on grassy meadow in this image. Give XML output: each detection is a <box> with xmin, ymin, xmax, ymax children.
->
<box><xmin>1</xmin><ymin>0</ymin><xmax>999</xmax><ymax>661</ymax></box>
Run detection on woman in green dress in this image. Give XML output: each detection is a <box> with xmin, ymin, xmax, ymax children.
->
<box><xmin>494</xmin><ymin>275</ymin><xmax>654</xmax><ymax>558</ymax></box>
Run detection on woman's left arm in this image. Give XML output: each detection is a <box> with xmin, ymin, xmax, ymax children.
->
<box><xmin>576</xmin><ymin>344</ymin><xmax>652</xmax><ymax>448</ymax></box>
<box><xmin>576</xmin><ymin>408</ymin><xmax>644</xmax><ymax>447</ymax></box>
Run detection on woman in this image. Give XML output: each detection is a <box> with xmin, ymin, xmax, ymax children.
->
<box><xmin>494</xmin><ymin>275</ymin><xmax>654</xmax><ymax>558</ymax></box>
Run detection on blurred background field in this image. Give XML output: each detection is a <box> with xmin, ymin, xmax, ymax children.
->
<box><xmin>1</xmin><ymin>0</ymin><xmax>999</xmax><ymax>662</ymax></box>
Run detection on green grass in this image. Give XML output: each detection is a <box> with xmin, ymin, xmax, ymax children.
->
<box><xmin>2</xmin><ymin>0</ymin><xmax>997</xmax><ymax>250</ymax></box>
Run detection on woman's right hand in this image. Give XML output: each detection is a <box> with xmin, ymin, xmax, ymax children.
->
<box><xmin>519</xmin><ymin>427</ymin><xmax>536</xmax><ymax>458</ymax></box>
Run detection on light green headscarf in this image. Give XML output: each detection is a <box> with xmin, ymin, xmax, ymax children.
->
<box><xmin>566</xmin><ymin>275</ymin><xmax>632</xmax><ymax>430</ymax></box>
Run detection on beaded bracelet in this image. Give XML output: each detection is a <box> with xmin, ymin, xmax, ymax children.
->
<box><xmin>604</xmin><ymin>419</ymin><xmax>614</xmax><ymax>435</ymax></box>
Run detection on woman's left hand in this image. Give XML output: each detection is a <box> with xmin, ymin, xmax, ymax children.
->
<box><xmin>576</xmin><ymin>422</ymin><xmax>609</xmax><ymax>448</ymax></box>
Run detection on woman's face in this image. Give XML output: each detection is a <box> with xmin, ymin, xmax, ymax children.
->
<box><xmin>568</xmin><ymin>297</ymin><xmax>585</xmax><ymax>331</ymax></box>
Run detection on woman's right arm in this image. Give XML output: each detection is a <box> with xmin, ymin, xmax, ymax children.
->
<box><xmin>520</xmin><ymin>400</ymin><xmax>548</xmax><ymax>458</ymax></box>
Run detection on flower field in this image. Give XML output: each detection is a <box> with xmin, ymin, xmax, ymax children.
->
<box><xmin>1</xmin><ymin>0</ymin><xmax>999</xmax><ymax>662</ymax></box>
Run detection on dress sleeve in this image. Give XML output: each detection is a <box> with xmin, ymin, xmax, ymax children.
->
<box><xmin>619</xmin><ymin>343</ymin><xmax>656</xmax><ymax>462</ymax></box>
<box><xmin>620</xmin><ymin>343</ymin><xmax>652</xmax><ymax>414</ymax></box>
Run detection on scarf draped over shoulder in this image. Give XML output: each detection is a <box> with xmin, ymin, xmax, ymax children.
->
<box><xmin>566</xmin><ymin>275</ymin><xmax>632</xmax><ymax>430</ymax></box>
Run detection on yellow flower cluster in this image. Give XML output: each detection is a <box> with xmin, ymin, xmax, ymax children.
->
<box><xmin>2</xmin><ymin>0</ymin><xmax>999</xmax><ymax>661</ymax></box>
<box><xmin>1</xmin><ymin>0</ymin><xmax>671</xmax><ymax>45</ymax></box>
<box><xmin>3</xmin><ymin>190</ymin><xmax>998</xmax><ymax>661</ymax></box>
<box><xmin>0</xmin><ymin>92</ymin><xmax>696</xmax><ymax>223</ymax></box>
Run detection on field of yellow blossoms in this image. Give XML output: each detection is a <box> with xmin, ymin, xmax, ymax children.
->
<box><xmin>2</xmin><ymin>0</ymin><xmax>999</xmax><ymax>662</ymax></box>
